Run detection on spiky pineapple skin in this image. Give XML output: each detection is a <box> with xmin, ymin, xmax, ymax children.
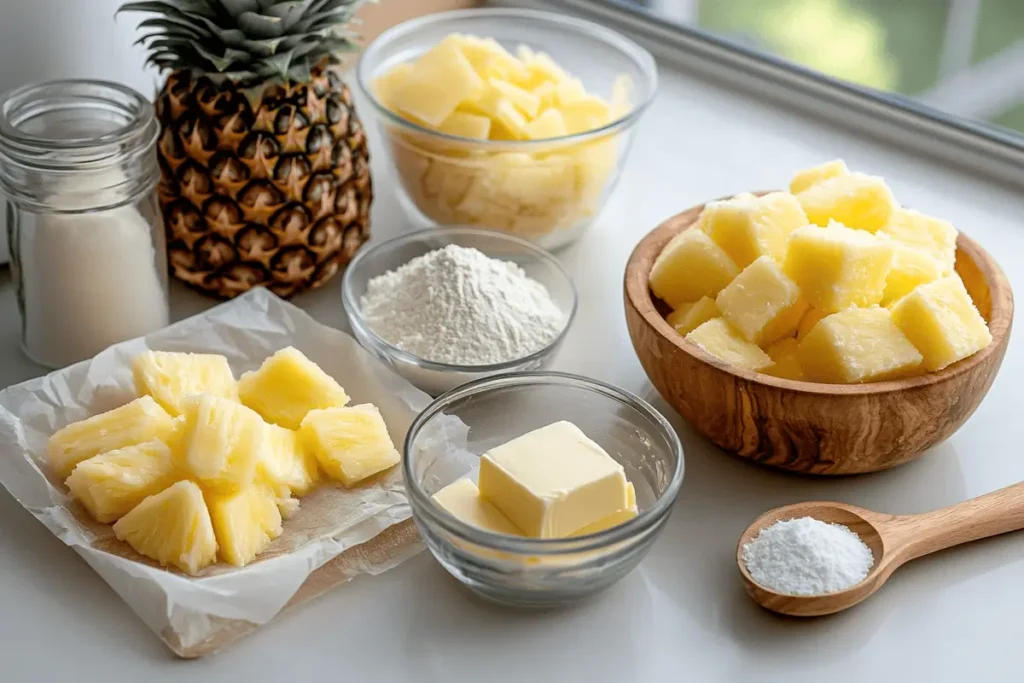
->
<box><xmin>156</xmin><ymin>59</ymin><xmax>372</xmax><ymax>299</ymax></box>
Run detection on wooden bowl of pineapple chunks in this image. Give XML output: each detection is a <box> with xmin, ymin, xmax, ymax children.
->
<box><xmin>624</xmin><ymin>179</ymin><xmax>1012</xmax><ymax>475</ymax></box>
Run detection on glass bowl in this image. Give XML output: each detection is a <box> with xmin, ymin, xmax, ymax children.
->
<box><xmin>341</xmin><ymin>227</ymin><xmax>577</xmax><ymax>396</ymax></box>
<box><xmin>403</xmin><ymin>372</ymin><xmax>685</xmax><ymax>606</ymax></box>
<box><xmin>356</xmin><ymin>8</ymin><xmax>658</xmax><ymax>251</ymax></box>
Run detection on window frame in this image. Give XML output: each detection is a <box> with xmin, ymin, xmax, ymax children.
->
<box><xmin>491</xmin><ymin>0</ymin><xmax>1024</xmax><ymax>188</ymax></box>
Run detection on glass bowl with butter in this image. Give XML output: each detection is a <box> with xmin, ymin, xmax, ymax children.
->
<box><xmin>403</xmin><ymin>371</ymin><xmax>684</xmax><ymax>606</ymax></box>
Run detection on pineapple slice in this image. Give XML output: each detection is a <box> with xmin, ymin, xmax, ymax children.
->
<box><xmin>47</xmin><ymin>395</ymin><xmax>177</xmax><ymax>480</ymax></box>
<box><xmin>180</xmin><ymin>394</ymin><xmax>263</xmax><ymax>493</ymax></box>
<box><xmin>789</xmin><ymin>159</ymin><xmax>848</xmax><ymax>194</ymax></box>
<box><xmin>132</xmin><ymin>350</ymin><xmax>237</xmax><ymax>417</ymax></box>
<box><xmin>259</xmin><ymin>422</ymin><xmax>319</xmax><ymax>497</ymax></box>
<box><xmin>207</xmin><ymin>484</ymin><xmax>283</xmax><ymax>567</ymax></box>
<box><xmin>300</xmin><ymin>404</ymin><xmax>401</xmax><ymax>487</ymax></box>
<box><xmin>796</xmin><ymin>172</ymin><xmax>897</xmax><ymax>233</ymax></box>
<box><xmin>685</xmin><ymin>318</ymin><xmax>772</xmax><ymax>372</ymax></box>
<box><xmin>238</xmin><ymin>346</ymin><xmax>349</xmax><ymax>430</ymax></box>
<box><xmin>112</xmin><ymin>481</ymin><xmax>218</xmax><ymax>575</ymax></box>
<box><xmin>65</xmin><ymin>440</ymin><xmax>179</xmax><ymax>524</ymax></box>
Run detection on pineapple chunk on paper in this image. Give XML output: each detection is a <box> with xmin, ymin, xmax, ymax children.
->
<box><xmin>65</xmin><ymin>440</ymin><xmax>179</xmax><ymax>524</ymax></box>
<box><xmin>259</xmin><ymin>422</ymin><xmax>319</xmax><ymax>497</ymax></box>
<box><xmin>208</xmin><ymin>484</ymin><xmax>283</xmax><ymax>567</ymax></box>
<box><xmin>180</xmin><ymin>394</ymin><xmax>263</xmax><ymax>494</ymax></box>
<box><xmin>112</xmin><ymin>481</ymin><xmax>218</xmax><ymax>576</ymax></box>
<box><xmin>238</xmin><ymin>346</ymin><xmax>349</xmax><ymax>430</ymax></box>
<box><xmin>133</xmin><ymin>350</ymin><xmax>237</xmax><ymax>417</ymax></box>
<box><xmin>47</xmin><ymin>395</ymin><xmax>178</xmax><ymax>480</ymax></box>
<box><xmin>300</xmin><ymin>405</ymin><xmax>401</xmax><ymax>487</ymax></box>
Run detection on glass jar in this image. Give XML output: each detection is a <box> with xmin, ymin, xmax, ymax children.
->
<box><xmin>0</xmin><ymin>80</ymin><xmax>168</xmax><ymax>368</ymax></box>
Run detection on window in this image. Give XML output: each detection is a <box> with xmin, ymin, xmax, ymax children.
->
<box><xmin>609</xmin><ymin>0</ymin><xmax>1024</xmax><ymax>137</ymax></box>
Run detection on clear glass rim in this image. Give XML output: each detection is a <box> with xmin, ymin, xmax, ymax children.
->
<box><xmin>0</xmin><ymin>79</ymin><xmax>157</xmax><ymax>164</ymax></box>
<box><xmin>341</xmin><ymin>227</ymin><xmax>579</xmax><ymax>372</ymax></box>
<box><xmin>355</xmin><ymin>7</ymin><xmax>659</xmax><ymax>149</ymax></box>
<box><xmin>402</xmin><ymin>371</ymin><xmax>686</xmax><ymax>556</ymax></box>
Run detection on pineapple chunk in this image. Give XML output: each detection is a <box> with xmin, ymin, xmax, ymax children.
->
<box><xmin>259</xmin><ymin>422</ymin><xmax>319</xmax><ymax>497</ymax></box>
<box><xmin>701</xmin><ymin>193</ymin><xmax>808</xmax><ymax>268</ymax></box>
<box><xmin>890</xmin><ymin>275</ymin><xmax>991</xmax><ymax>371</ymax></box>
<box><xmin>112</xmin><ymin>481</ymin><xmax>218</xmax><ymax>575</ymax></box>
<box><xmin>878</xmin><ymin>208</ymin><xmax>957</xmax><ymax>273</ymax></box>
<box><xmin>393</xmin><ymin>38</ymin><xmax>484</xmax><ymax>126</ymax></box>
<box><xmin>685</xmin><ymin>318</ymin><xmax>772</xmax><ymax>371</ymax></box>
<box><xmin>649</xmin><ymin>230</ymin><xmax>740</xmax><ymax>308</ymax></box>
<box><xmin>438</xmin><ymin>111</ymin><xmax>491</xmax><ymax>139</ymax></box>
<box><xmin>300</xmin><ymin>404</ymin><xmax>401</xmax><ymax>487</ymax></box>
<box><xmin>610</xmin><ymin>74</ymin><xmax>633</xmax><ymax>118</ymax></box>
<box><xmin>371</xmin><ymin>63</ymin><xmax>414</xmax><ymax>112</ymax></box>
<box><xmin>763</xmin><ymin>337</ymin><xmax>804</xmax><ymax>380</ymax></box>
<box><xmin>783</xmin><ymin>222</ymin><xmax>894</xmax><ymax>312</ymax></box>
<box><xmin>666</xmin><ymin>296</ymin><xmax>720</xmax><ymax>336</ymax></box>
<box><xmin>464</xmin><ymin>90</ymin><xmax>530</xmax><ymax>139</ymax></box>
<box><xmin>132</xmin><ymin>350</ymin><xmax>237</xmax><ymax>417</ymax></box>
<box><xmin>207</xmin><ymin>484</ymin><xmax>283</xmax><ymax>567</ymax></box>
<box><xmin>522</xmin><ymin>50</ymin><xmax>569</xmax><ymax>87</ymax></box>
<box><xmin>789</xmin><ymin>159</ymin><xmax>848</xmax><ymax>194</ymax></box>
<box><xmin>716</xmin><ymin>256</ymin><xmax>809</xmax><ymax>345</ymax></box>
<box><xmin>881</xmin><ymin>243</ymin><xmax>944</xmax><ymax>306</ymax></box>
<box><xmin>457</xmin><ymin>35</ymin><xmax>530</xmax><ymax>83</ymax></box>
<box><xmin>277</xmin><ymin>495</ymin><xmax>300</xmax><ymax>520</ymax></box>
<box><xmin>181</xmin><ymin>394</ymin><xmax>263</xmax><ymax>493</ymax></box>
<box><xmin>47</xmin><ymin>395</ymin><xmax>177</xmax><ymax>480</ymax></box>
<box><xmin>65</xmin><ymin>440</ymin><xmax>179</xmax><ymax>524</ymax></box>
<box><xmin>799</xmin><ymin>307</ymin><xmax>923</xmax><ymax>383</ymax></box>
<box><xmin>554</xmin><ymin>77</ymin><xmax>587</xmax><ymax>106</ymax></box>
<box><xmin>571</xmin><ymin>483</ymin><xmax>638</xmax><ymax>536</ymax></box>
<box><xmin>523</xmin><ymin>108</ymin><xmax>568</xmax><ymax>139</ymax></box>
<box><xmin>489</xmin><ymin>78</ymin><xmax>541</xmax><ymax>118</ymax></box>
<box><xmin>238</xmin><ymin>346</ymin><xmax>349</xmax><ymax>430</ymax></box>
<box><xmin>560</xmin><ymin>95</ymin><xmax>611</xmax><ymax>134</ymax></box>
<box><xmin>796</xmin><ymin>172</ymin><xmax>897</xmax><ymax>233</ymax></box>
<box><xmin>797</xmin><ymin>307</ymin><xmax>827</xmax><ymax>340</ymax></box>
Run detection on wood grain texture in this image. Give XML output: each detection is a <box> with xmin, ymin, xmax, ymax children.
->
<box><xmin>624</xmin><ymin>196</ymin><xmax>1014</xmax><ymax>475</ymax></box>
<box><xmin>736</xmin><ymin>482</ymin><xmax>1024</xmax><ymax>616</ymax></box>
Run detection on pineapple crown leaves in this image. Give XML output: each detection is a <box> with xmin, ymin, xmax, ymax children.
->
<box><xmin>118</xmin><ymin>0</ymin><xmax>367</xmax><ymax>82</ymax></box>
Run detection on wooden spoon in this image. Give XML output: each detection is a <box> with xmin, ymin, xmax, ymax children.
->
<box><xmin>737</xmin><ymin>481</ymin><xmax>1024</xmax><ymax>616</ymax></box>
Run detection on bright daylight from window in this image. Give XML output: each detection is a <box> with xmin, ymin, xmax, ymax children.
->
<box><xmin>620</xmin><ymin>0</ymin><xmax>1024</xmax><ymax>136</ymax></box>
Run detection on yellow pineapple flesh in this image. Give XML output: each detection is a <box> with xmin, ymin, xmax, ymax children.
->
<box><xmin>238</xmin><ymin>346</ymin><xmax>349</xmax><ymax>430</ymax></box>
<box><xmin>260</xmin><ymin>422</ymin><xmax>319</xmax><ymax>497</ymax></box>
<box><xmin>180</xmin><ymin>394</ymin><xmax>263</xmax><ymax>493</ymax></box>
<box><xmin>65</xmin><ymin>440</ymin><xmax>179</xmax><ymax>524</ymax></box>
<box><xmin>299</xmin><ymin>404</ymin><xmax>400</xmax><ymax>487</ymax></box>
<box><xmin>112</xmin><ymin>480</ymin><xmax>218</xmax><ymax>575</ymax></box>
<box><xmin>133</xmin><ymin>350</ymin><xmax>237</xmax><ymax>416</ymax></box>
<box><xmin>47</xmin><ymin>396</ymin><xmax>178</xmax><ymax>480</ymax></box>
<box><xmin>207</xmin><ymin>484</ymin><xmax>283</xmax><ymax>567</ymax></box>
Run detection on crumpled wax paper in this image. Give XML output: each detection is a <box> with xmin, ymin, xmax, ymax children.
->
<box><xmin>0</xmin><ymin>288</ymin><xmax>454</xmax><ymax>655</ymax></box>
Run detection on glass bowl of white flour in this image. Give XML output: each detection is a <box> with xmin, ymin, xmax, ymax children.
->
<box><xmin>342</xmin><ymin>227</ymin><xmax>577</xmax><ymax>396</ymax></box>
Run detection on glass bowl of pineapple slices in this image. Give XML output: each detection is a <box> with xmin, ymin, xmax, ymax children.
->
<box><xmin>356</xmin><ymin>8</ymin><xmax>657</xmax><ymax>250</ymax></box>
<box><xmin>403</xmin><ymin>372</ymin><xmax>684</xmax><ymax>606</ymax></box>
<box><xmin>342</xmin><ymin>227</ymin><xmax>577</xmax><ymax>397</ymax></box>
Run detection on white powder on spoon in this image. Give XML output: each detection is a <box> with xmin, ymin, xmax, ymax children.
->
<box><xmin>741</xmin><ymin>516</ymin><xmax>874</xmax><ymax>596</ymax></box>
<box><xmin>360</xmin><ymin>245</ymin><xmax>564</xmax><ymax>366</ymax></box>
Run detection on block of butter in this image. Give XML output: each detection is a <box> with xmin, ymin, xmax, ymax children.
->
<box><xmin>478</xmin><ymin>421</ymin><xmax>630</xmax><ymax>538</ymax></box>
<box><xmin>571</xmin><ymin>482</ymin><xmax>638</xmax><ymax>536</ymax></box>
<box><xmin>432</xmin><ymin>478</ymin><xmax>523</xmax><ymax>536</ymax></box>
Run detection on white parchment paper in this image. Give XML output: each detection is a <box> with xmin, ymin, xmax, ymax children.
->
<box><xmin>0</xmin><ymin>288</ymin><xmax>441</xmax><ymax>653</ymax></box>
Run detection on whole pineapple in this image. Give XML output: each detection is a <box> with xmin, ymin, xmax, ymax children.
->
<box><xmin>120</xmin><ymin>0</ymin><xmax>373</xmax><ymax>298</ymax></box>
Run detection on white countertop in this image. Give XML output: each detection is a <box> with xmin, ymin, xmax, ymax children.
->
<box><xmin>3</xmin><ymin>61</ymin><xmax>1024</xmax><ymax>682</ymax></box>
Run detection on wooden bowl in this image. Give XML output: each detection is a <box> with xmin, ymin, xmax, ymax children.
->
<box><xmin>624</xmin><ymin>197</ymin><xmax>1013</xmax><ymax>475</ymax></box>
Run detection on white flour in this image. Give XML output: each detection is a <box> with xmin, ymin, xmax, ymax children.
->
<box><xmin>741</xmin><ymin>516</ymin><xmax>874</xmax><ymax>596</ymax></box>
<box><xmin>360</xmin><ymin>245</ymin><xmax>564</xmax><ymax>365</ymax></box>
